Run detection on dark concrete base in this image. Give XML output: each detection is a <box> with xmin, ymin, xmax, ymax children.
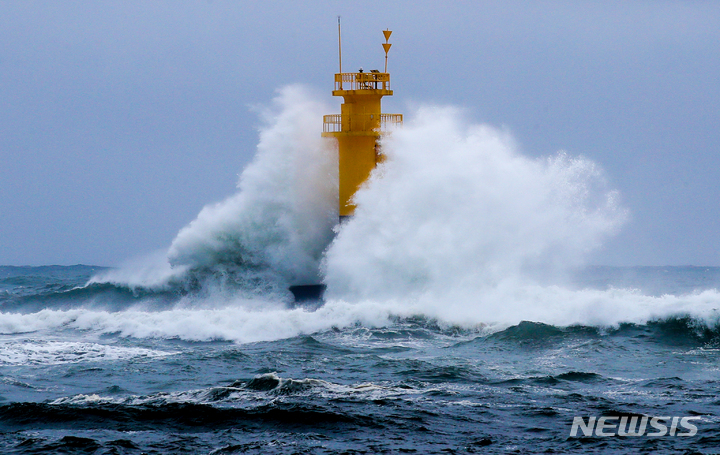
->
<box><xmin>289</xmin><ymin>284</ymin><xmax>326</xmax><ymax>303</ymax></box>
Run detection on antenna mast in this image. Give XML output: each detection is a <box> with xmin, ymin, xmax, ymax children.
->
<box><xmin>338</xmin><ymin>16</ymin><xmax>342</xmax><ymax>74</ymax></box>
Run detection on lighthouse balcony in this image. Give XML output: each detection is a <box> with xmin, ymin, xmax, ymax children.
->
<box><xmin>333</xmin><ymin>72</ymin><xmax>392</xmax><ymax>92</ymax></box>
<box><xmin>322</xmin><ymin>113</ymin><xmax>403</xmax><ymax>135</ymax></box>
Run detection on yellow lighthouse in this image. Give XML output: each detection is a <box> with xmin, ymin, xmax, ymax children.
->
<box><xmin>322</xmin><ymin>27</ymin><xmax>403</xmax><ymax>221</ymax></box>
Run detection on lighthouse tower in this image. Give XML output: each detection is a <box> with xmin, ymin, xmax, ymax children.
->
<box><xmin>322</xmin><ymin>27</ymin><xmax>402</xmax><ymax>221</ymax></box>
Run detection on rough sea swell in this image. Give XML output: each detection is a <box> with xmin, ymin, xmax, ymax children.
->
<box><xmin>2</xmin><ymin>86</ymin><xmax>720</xmax><ymax>453</ymax></box>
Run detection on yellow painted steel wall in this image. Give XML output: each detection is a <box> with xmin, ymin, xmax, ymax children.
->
<box><xmin>337</xmin><ymin>134</ymin><xmax>380</xmax><ymax>216</ymax></box>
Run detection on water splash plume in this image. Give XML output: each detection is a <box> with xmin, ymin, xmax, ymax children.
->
<box><xmin>93</xmin><ymin>85</ymin><xmax>338</xmax><ymax>297</ymax></box>
<box><xmin>78</xmin><ymin>85</ymin><xmax>720</xmax><ymax>344</ymax></box>
<box><xmin>324</xmin><ymin>105</ymin><xmax>627</xmax><ymax>300</ymax></box>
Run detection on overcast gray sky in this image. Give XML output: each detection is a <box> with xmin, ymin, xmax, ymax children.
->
<box><xmin>1</xmin><ymin>0</ymin><xmax>718</xmax><ymax>266</ymax></box>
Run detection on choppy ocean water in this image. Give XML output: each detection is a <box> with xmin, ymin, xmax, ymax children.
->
<box><xmin>1</xmin><ymin>265</ymin><xmax>720</xmax><ymax>454</ymax></box>
<box><xmin>4</xmin><ymin>87</ymin><xmax>718</xmax><ymax>454</ymax></box>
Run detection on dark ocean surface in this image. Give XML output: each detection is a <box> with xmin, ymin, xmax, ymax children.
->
<box><xmin>1</xmin><ymin>265</ymin><xmax>720</xmax><ymax>454</ymax></box>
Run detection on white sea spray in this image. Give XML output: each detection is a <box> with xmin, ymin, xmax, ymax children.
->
<box><xmin>67</xmin><ymin>86</ymin><xmax>720</xmax><ymax>343</ymax></box>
